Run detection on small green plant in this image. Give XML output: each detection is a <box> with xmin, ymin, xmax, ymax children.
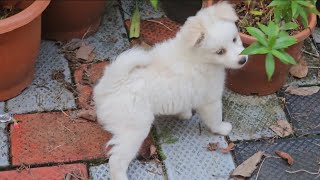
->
<box><xmin>240</xmin><ymin>0</ymin><xmax>319</xmax><ymax>80</ymax></box>
<box><xmin>241</xmin><ymin>21</ymin><xmax>298</xmax><ymax>80</ymax></box>
<box><xmin>129</xmin><ymin>0</ymin><xmax>158</xmax><ymax>38</ymax></box>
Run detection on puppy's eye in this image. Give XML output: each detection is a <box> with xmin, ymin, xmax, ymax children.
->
<box><xmin>233</xmin><ymin>37</ymin><xmax>237</xmax><ymax>43</ymax></box>
<box><xmin>216</xmin><ymin>48</ymin><xmax>226</xmax><ymax>55</ymax></box>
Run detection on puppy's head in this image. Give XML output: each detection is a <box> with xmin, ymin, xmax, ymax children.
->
<box><xmin>177</xmin><ymin>1</ymin><xmax>247</xmax><ymax>69</ymax></box>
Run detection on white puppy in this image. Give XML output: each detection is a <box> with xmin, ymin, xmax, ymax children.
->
<box><xmin>93</xmin><ymin>2</ymin><xmax>247</xmax><ymax>180</ymax></box>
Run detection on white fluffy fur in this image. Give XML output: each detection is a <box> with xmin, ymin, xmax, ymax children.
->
<box><xmin>93</xmin><ymin>2</ymin><xmax>247</xmax><ymax>180</ymax></box>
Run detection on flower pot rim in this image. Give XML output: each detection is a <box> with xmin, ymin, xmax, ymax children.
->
<box><xmin>239</xmin><ymin>14</ymin><xmax>317</xmax><ymax>45</ymax></box>
<box><xmin>0</xmin><ymin>0</ymin><xmax>50</xmax><ymax>34</ymax></box>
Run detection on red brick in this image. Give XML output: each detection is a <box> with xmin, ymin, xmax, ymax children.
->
<box><xmin>125</xmin><ymin>18</ymin><xmax>181</xmax><ymax>46</ymax></box>
<box><xmin>0</xmin><ymin>163</ymin><xmax>88</xmax><ymax>180</ymax></box>
<box><xmin>74</xmin><ymin>61</ymin><xmax>109</xmax><ymax>109</ymax></box>
<box><xmin>11</xmin><ymin>112</ymin><xmax>112</xmax><ymax>166</ymax></box>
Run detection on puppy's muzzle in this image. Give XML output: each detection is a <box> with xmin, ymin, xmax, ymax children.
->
<box><xmin>238</xmin><ymin>56</ymin><xmax>247</xmax><ymax>65</ymax></box>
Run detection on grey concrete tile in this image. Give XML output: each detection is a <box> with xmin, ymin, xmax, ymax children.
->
<box><xmin>155</xmin><ymin>115</ymin><xmax>235</xmax><ymax>180</ymax></box>
<box><xmin>89</xmin><ymin>160</ymin><xmax>164</xmax><ymax>180</ymax></box>
<box><xmin>6</xmin><ymin>41</ymin><xmax>76</xmax><ymax>114</ymax></box>
<box><xmin>312</xmin><ymin>27</ymin><xmax>320</xmax><ymax>44</ymax></box>
<box><xmin>0</xmin><ymin>123</ymin><xmax>9</xmax><ymax>167</ymax></box>
<box><xmin>0</xmin><ymin>103</ymin><xmax>4</xmax><ymax>113</ymax></box>
<box><xmin>281</xmin><ymin>89</ymin><xmax>320</xmax><ymax>135</ymax></box>
<box><xmin>286</xmin><ymin>54</ymin><xmax>320</xmax><ymax>86</ymax></box>
<box><xmin>234</xmin><ymin>137</ymin><xmax>320</xmax><ymax>180</ymax></box>
<box><xmin>87</xmin><ymin>1</ymin><xmax>130</xmax><ymax>61</ymax></box>
<box><xmin>120</xmin><ymin>0</ymin><xmax>165</xmax><ymax>20</ymax></box>
<box><xmin>223</xmin><ymin>89</ymin><xmax>287</xmax><ymax>141</ymax></box>
<box><xmin>302</xmin><ymin>37</ymin><xmax>319</xmax><ymax>57</ymax></box>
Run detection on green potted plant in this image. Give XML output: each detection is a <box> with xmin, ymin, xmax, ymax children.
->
<box><xmin>226</xmin><ymin>0</ymin><xmax>319</xmax><ymax>95</ymax></box>
<box><xmin>0</xmin><ymin>0</ymin><xmax>50</xmax><ymax>101</ymax></box>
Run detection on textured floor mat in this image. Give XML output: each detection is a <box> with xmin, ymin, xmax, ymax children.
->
<box><xmin>0</xmin><ymin>123</ymin><xmax>9</xmax><ymax>167</ymax></box>
<box><xmin>89</xmin><ymin>160</ymin><xmax>164</xmax><ymax>180</ymax></box>
<box><xmin>155</xmin><ymin>115</ymin><xmax>235</xmax><ymax>180</ymax></box>
<box><xmin>280</xmin><ymin>89</ymin><xmax>320</xmax><ymax>135</ymax></box>
<box><xmin>234</xmin><ymin>137</ymin><xmax>320</xmax><ymax>180</ymax></box>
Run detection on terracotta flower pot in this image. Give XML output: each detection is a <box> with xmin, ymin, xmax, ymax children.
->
<box><xmin>42</xmin><ymin>0</ymin><xmax>107</xmax><ymax>42</ymax></box>
<box><xmin>0</xmin><ymin>0</ymin><xmax>50</xmax><ymax>101</ymax></box>
<box><xmin>226</xmin><ymin>14</ymin><xmax>317</xmax><ymax>96</ymax></box>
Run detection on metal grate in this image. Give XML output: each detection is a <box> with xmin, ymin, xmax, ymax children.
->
<box><xmin>282</xmin><ymin>90</ymin><xmax>320</xmax><ymax>135</ymax></box>
<box><xmin>0</xmin><ymin>123</ymin><xmax>9</xmax><ymax>167</ymax></box>
<box><xmin>223</xmin><ymin>89</ymin><xmax>286</xmax><ymax>141</ymax></box>
<box><xmin>120</xmin><ymin>0</ymin><xmax>165</xmax><ymax>20</ymax></box>
<box><xmin>86</xmin><ymin>1</ymin><xmax>130</xmax><ymax>61</ymax></box>
<box><xmin>234</xmin><ymin>137</ymin><xmax>320</xmax><ymax>180</ymax></box>
<box><xmin>154</xmin><ymin>115</ymin><xmax>235</xmax><ymax>180</ymax></box>
<box><xmin>6</xmin><ymin>41</ymin><xmax>76</xmax><ymax>114</ymax></box>
<box><xmin>89</xmin><ymin>160</ymin><xmax>164</xmax><ymax>180</ymax></box>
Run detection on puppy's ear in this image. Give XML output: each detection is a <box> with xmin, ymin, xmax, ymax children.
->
<box><xmin>203</xmin><ymin>1</ymin><xmax>238</xmax><ymax>22</ymax></box>
<box><xmin>178</xmin><ymin>16</ymin><xmax>205</xmax><ymax>47</ymax></box>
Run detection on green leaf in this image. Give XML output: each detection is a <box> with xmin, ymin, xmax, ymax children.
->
<box><xmin>273</xmin><ymin>36</ymin><xmax>297</xmax><ymax>49</ymax></box>
<box><xmin>129</xmin><ymin>4</ymin><xmax>141</xmax><ymax>38</ymax></box>
<box><xmin>273</xmin><ymin>8</ymin><xmax>282</xmax><ymax>23</ymax></box>
<box><xmin>297</xmin><ymin>1</ymin><xmax>314</xmax><ymax>8</ymax></box>
<box><xmin>280</xmin><ymin>22</ymin><xmax>299</xmax><ymax>30</ymax></box>
<box><xmin>250</xmin><ymin>10</ymin><xmax>263</xmax><ymax>16</ymax></box>
<box><xmin>149</xmin><ymin>0</ymin><xmax>158</xmax><ymax>10</ymax></box>
<box><xmin>257</xmin><ymin>23</ymin><xmax>272</xmax><ymax>36</ymax></box>
<box><xmin>291</xmin><ymin>1</ymin><xmax>299</xmax><ymax>18</ymax></box>
<box><xmin>272</xmin><ymin>50</ymin><xmax>296</xmax><ymax>64</ymax></box>
<box><xmin>299</xmin><ymin>7</ymin><xmax>309</xmax><ymax>28</ymax></box>
<box><xmin>268</xmin><ymin>1</ymin><xmax>287</xmax><ymax>7</ymax></box>
<box><xmin>265</xmin><ymin>53</ymin><xmax>275</xmax><ymax>81</ymax></box>
<box><xmin>246</xmin><ymin>27</ymin><xmax>268</xmax><ymax>47</ymax></box>
<box><xmin>241</xmin><ymin>42</ymin><xmax>270</xmax><ymax>55</ymax></box>
<box><xmin>268</xmin><ymin>36</ymin><xmax>277</xmax><ymax>48</ymax></box>
<box><xmin>268</xmin><ymin>21</ymin><xmax>279</xmax><ymax>38</ymax></box>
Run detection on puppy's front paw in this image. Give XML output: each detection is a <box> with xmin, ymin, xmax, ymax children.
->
<box><xmin>212</xmin><ymin>122</ymin><xmax>232</xmax><ymax>136</ymax></box>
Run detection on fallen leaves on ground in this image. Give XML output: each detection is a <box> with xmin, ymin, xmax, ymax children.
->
<box><xmin>76</xmin><ymin>44</ymin><xmax>95</xmax><ymax>62</ymax></box>
<box><xmin>289</xmin><ymin>55</ymin><xmax>308</xmax><ymax>78</ymax></box>
<box><xmin>285</xmin><ymin>86</ymin><xmax>320</xmax><ymax>96</ymax></box>
<box><xmin>231</xmin><ymin>151</ymin><xmax>265</xmax><ymax>178</ymax></box>
<box><xmin>207</xmin><ymin>142</ymin><xmax>219</xmax><ymax>151</ymax></box>
<box><xmin>221</xmin><ymin>143</ymin><xmax>235</xmax><ymax>154</ymax></box>
<box><xmin>270</xmin><ymin>120</ymin><xmax>294</xmax><ymax>137</ymax></box>
<box><xmin>71</xmin><ymin>109</ymin><xmax>97</xmax><ymax>122</ymax></box>
<box><xmin>275</xmin><ymin>150</ymin><xmax>294</xmax><ymax>165</ymax></box>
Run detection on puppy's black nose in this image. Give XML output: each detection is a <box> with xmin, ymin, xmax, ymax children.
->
<box><xmin>238</xmin><ymin>57</ymin><xmax>247</xmax><ymax>65</ymax></box>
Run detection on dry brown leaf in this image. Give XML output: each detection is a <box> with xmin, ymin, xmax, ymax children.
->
<box><xmin>275</xmin><ymin>150</ymin><xmax>294</xmax><ymax>165</ymax></box>
<box><xmin>289</xmin><ymin>55</ymin><xmax>308</xmax><ymax>78</ymax></box>
<box><xmin>76</xmin><ymin>44</ymin><xmax>95</xmax><ymax>61</ymax></box>
<box><xmin>149</xmin><ymin>144</ymin><xmax>157</xmax><ymax>157</ymax></box>
<box><xmin>207</xmin><ymin>142</ymin><xmax>219</xmax><ymax>151</ymax></box>
<box><xmin>220</xmin><ymin>143</ymin><xmax>235</xmax><ymax>154</ymax></box>
<box><xmin>140</xmin><ymin>41</ymin><xmax>152</xmax><ymax>50</ymax></box>
<box><xmin>77</xmin><ymin>109</ymin><xmax>97</xmax><ymax>122</ymax></box>
<box><xmin>232</xmin><ymin>151</ymin><xmax>265</xmax><ymax>177</ymax></box>
<box><xmin>285</xmin><ymin>86</ymin><xmax>320</xmax><ymax>96</ymax></box>
<box><xmin>270</xmin><ymin>120</ymin><xmax>293</xmax><ymax>137</ymax></box>
<box><xmin>63</xmin><ymin>39</ymin><xmax>84</xmax><ymax>51</ymax></box>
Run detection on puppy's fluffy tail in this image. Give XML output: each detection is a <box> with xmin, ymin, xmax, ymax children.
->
<box><xmin>94</xmin><ymin>47</ymin><xmax>151</xmax><ymax>95</ymax></box>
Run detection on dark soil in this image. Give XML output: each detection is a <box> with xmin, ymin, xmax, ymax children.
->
<box><xmin>0</xmin><ymin>6</ymin><xmax>21</xmax><ymax>20</ymax></box>
<box><xmin>235</xmin><ymin>1</ymin><xmax>303</xmax><ymax>35</ymax></box>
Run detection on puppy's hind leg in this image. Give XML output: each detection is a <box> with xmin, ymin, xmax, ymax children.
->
<box><xmin>197</xmin><ymin>100</ymin><xmax>232</xmax><ymax>136</ymax></box>
<box><xmin>107</xmin><ymin>111</ymin><xmax>154</xmax><ymax>180</ymax></box>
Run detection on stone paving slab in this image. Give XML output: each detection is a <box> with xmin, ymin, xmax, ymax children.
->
<box><xmin>86</xmin><ymin>1</ymin><xmax>130</xmax><ymax>61</ymax></box>
<box><xmin>279</xmin><ymin>89</ymin><xmax>320</xmax><ymax>135</ymax></box>
<box><xmin>0</xmin><ymin>123</ymin><xmax>9</xmax><ymax>167</ymax></box>
<box><xmin>223</xmin><ymin>89</ymin><xmax>286</xmax><ymax>141</ymax></box>
<box><xmin>120</xmin><ymin>0</ymin><xmax>165</xmax><ymax>20</ymax></box>
<box><xmin>0</xmin><ymin>163</ymin><xmax>88</xmax><ymax>180</ymax></box>
<box><xmin>287</xmin><ymin>53</ymin><xmax>320</xmax><ymax>86</ymax></box>
<box><xmin>0</xmin><ymin>103</ymin><xmax>4</xmax><ymax>113</ymax></box>
<box><xmin>312</xmin><ymin>27</ymin><xmax>320</xmax><ymax>44</ymax></box>
<box><xmin>302</xmin><ymin>37</ymin><xmax>319</xmax><ymax>57</ymax></box>
<box><xmin>10</xmin><ymin>112</ymin><xmax>111</xmax><ymax>166</ymax></box>
<box><xmin>154</xmin><ymin>115</ymin><xmax>235</xmax><ymax>180</ymax></box>
<box><xmin>6</xmin><ymin>41</ymin><xmax>76</xmax><ymax>114</ymax></box>
<box><xmin>234</xmin><ymin>137</ymin><xmax>320</xmax><ymax>180</ymax></box>
<box><xmin>89</xmin><ymin>160</ymin><xmax>164</xmax><ymax>180</ymax></box>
